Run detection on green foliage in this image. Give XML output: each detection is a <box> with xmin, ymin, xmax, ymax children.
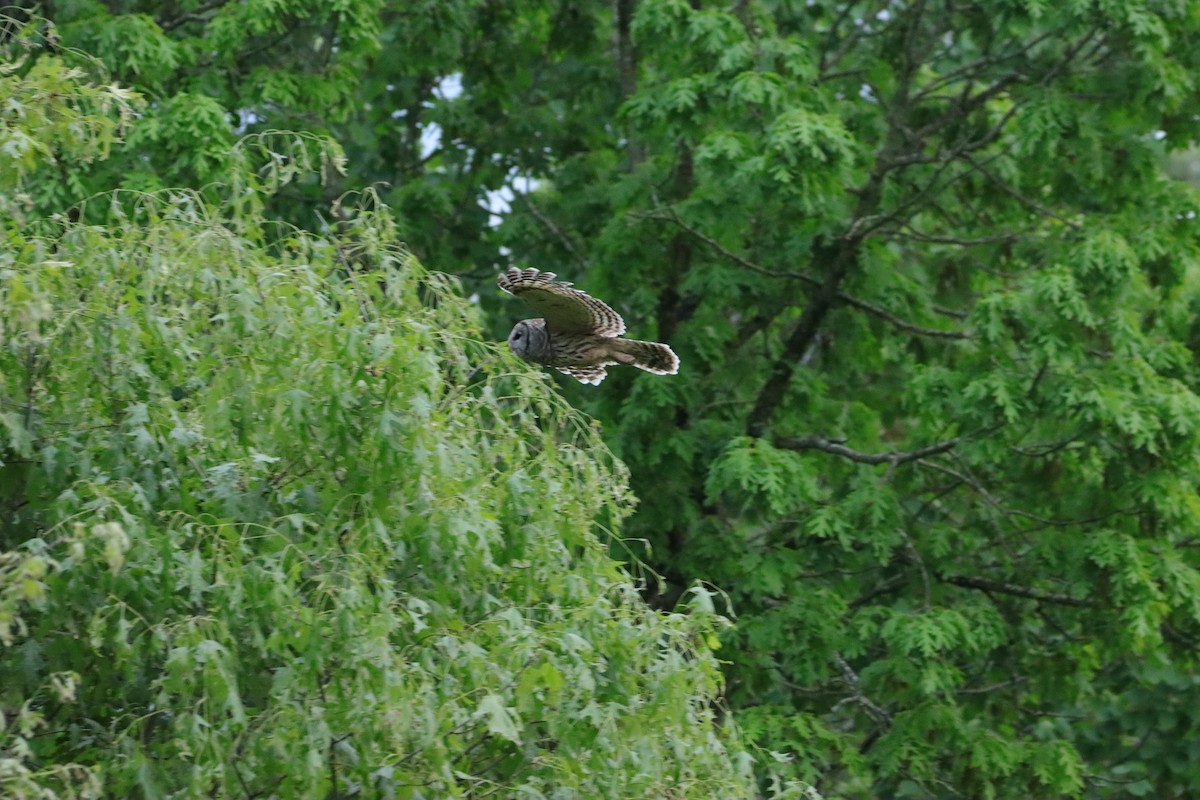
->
<box><xmin>12</xmin><ymin>0</ymin><xmax>1200</xmax><ymax>797</ymax></box>
<box><xmin>0</xmin><ymin>46</ymin><xmax>765</xmax><ymax>796</ymax></box>
<box><xmin>0</xmin><ymin>191</ymin><xmax>760</xmax><ymax>797</ymax></box>
<box><xmin>5</xmin><ymin>3</ymin><xmax>379</xmax><ymax>218</ymax></box>
<box><xmin>476</xmin><ymin>1</ymin><xmax>1200</xmax><ymax>798</ymax></box>
<box><xmin>0</xmin><ymin>17</ymin><xmax>141</xmax><ymax>210</ymax></box>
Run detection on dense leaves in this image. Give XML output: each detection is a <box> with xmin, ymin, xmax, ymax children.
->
<box><xmin>0</xmin><ymin>33</ymin><xmax>764</xmax><ymax>798</ymax></box>
<box><xmin>0</xmin><ymin>203</ymin><xmax>760</xmax><ymax>797</ymax></box>
<box><xmin>8</xmin><ymin>0</ymin><xmax>1200</xmax><ymax>798</ymax></box>
<box><xmin>484</xmin><ymin>1</ymin><xmax>1200</xmax><ymax>798</ymax></box>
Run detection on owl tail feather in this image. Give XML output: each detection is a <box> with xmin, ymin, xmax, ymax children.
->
<box><xmin>611</xmin><ymin>338</ymin><xmax>680</xmax><ymax>375</ymax></box>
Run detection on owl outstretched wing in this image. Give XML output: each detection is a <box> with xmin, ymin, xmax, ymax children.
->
<box><xmin>498</xmin><ymin>267</ymin><xmax>625</xmax><ymax>337</ymax></box>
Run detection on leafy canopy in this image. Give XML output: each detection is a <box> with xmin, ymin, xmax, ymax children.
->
<box><xmin>0</xmin><ymin>29</ymin><xmax>767</xmax><ymax>800</ymax></box>
<box><xmin>488</xmin><ymin>1</ymin><xmax>1200</xmax><ymax>797</ymax></box>
<box><xmin>9</xmin><ymin>0</ymin><xmax>1200</xmax><ymax>797</ymax></box>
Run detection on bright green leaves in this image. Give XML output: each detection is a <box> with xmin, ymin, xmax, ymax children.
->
<box><xmin>1029</xmin><ymin>739</ymin><xmax>1085</xmax><ymax>797</ymax></box>
<box><xmin>0</xmin><ymin>21</ymin><xmax>142</xmax><ymax>199</ymax></box>
<box><xmin>763</xmin><ymin>108</ymin><xmax>856</xmax><ymax>204</ymax></box>
<box><xmin>7</xmin><ymin>2</ymin><xmax>381</xmax><ymax>219</ymax></box>
<box><xmin>124</xmin><ymin>93</ymin><xmax>234</xmax><ymax>185</ymax></box>
<box><xmin>880</xmin><ymin>605</ymin><xmax>1006</xmax><ymax>664</ymax></box>
<box><xmin>707</xmin><ymin>437</ymin><xmax>820</xmax><ymax>516</ymax></box>
<box><xmin>0</xmin><ymin>551</ymin><xmax>50</xmax><ymax>646</ymax></box>
<box><xmin>0</xmin><ymin>182</ymin><xmax>758</xmax><ymax>797</ymax></box>
<box><xmin>1076</xmin><ymin>228</ymin><xmax>1140</xmax><ymax>288</ymax></box>
<box><xmin>629</xmin><ymin>0</ymin><xmax>854</xmax><ymax>215</ymax></box>
<box><xmin>67</xmin><ymin>12</ymin><xmax>181</xmax><ymax>86</ymax></box>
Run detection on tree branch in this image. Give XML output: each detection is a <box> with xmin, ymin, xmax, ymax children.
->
<box><xmin>158</xmin><ymin>0</ymin><xmax>227</xmax><ymax>32</ymax></box>
<box><xmin>942</xmin><ymin>574</ymin><xmax>1095</xmax><ymax>607</ymax></box>
<box><xmin>832</xmin><ymin>653</ymin><xmax>893</xmax><ymax>725</ymax></box>
<box><xmin>773</xmin><ymin>435</ymin><xmax>960</xmax><ymax>466</ymax></box>
<box><xmin>745</xmin><ymin>239</ymin><xmax>851</xmax><ymax>438</ymax></box>
<box><xmin>636</xmin><ymin>206</ymin><xmax>970</xmax><ymax>340</ymax></box>
<box><xmin>838</xmin><ymin>292</ymin><xmax>972</xmax><ymax>340</ymax></box>
<box><xmin>917</xmin><ymin>458</ymin><xmax>1131</xmax><ymax>528</ymax></box>
<box><xmin>893</xmin><ymin>228</ymin><xmax>1020</xmax><ymax>246</ymax></box>
<box><xmin>963</xmin><ymin>153</ymin><xmax>1082</xmax><ymax>229</ymax></box>
<box><xmin>520</xmin><ymin>193</ymin><xmax>589</xmax><ymax>271</ymax></box>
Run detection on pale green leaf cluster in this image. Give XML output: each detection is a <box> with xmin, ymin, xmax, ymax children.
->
<box><xmin>0</xmin><ymin>18</ymin><xmax>141</xmax><ymax>199</ymax></box>
<box><xmin>0</xmin><ymin>195</ymin><xmax>765</xmax><ymax>798</ymax></box>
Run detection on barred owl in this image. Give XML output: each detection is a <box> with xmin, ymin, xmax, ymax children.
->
<box><xmin>498</xmin><ymin>267</ymin><xmax>679</xmax><ymax>385</ymax></box>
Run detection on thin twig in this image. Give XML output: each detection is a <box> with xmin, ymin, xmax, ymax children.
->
<box><xmin>520</xmin><ymin>193</ymin><xmax>589</xmax><ymax>271</ymax></box>
<box><xmin>952</xmin><ymin>676</ymin><xmax>1028</xmax><ymax>696</ymax></box>
<box><xmin>963</xmin><ymin>153</ymin><xmax>1082</xmax><ymax>229</ymax></box>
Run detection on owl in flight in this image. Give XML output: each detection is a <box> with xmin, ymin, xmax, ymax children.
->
<box><xmin>498</xmin><ymin>267</ymin><xmax>679</xmax><ymax>385</ymax></box>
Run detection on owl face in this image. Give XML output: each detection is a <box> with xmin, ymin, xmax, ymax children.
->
<box><xmin>507</xmin><ymin>318</ymin><xmax>550</xmax><ymax>362</ymax></box>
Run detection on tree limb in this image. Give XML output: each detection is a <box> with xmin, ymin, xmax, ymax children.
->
<box><xmin>832</xmin><ymin>653</ymin><xmax>893</xmax><ymax>725</ymax></box>
<box><xmin>746</xmin><ymin>239</ymin><xmax>852</xmax><ymax>438</ymax></box>
<box><xmin>942</xmin><ymin>574</ymin><xmax>1095</xmax><ymax>607</ymax></box>
<box><xmin>773</xmin><ymin>435</ymin><xmax>960</xmax><ymax>465</ymax></box>
<box><xmin>963</xmin><ymin>153</ymin><xmax>1082</xmax><ymax>229</ymax></box>
<box><xmin>636</xmin><ymin>206</ymin><xmax>970</xmax><ymax>340</ymax></box>
<box><xmin>520</xmin><ymin>193</ymin><xmax>589</xmax><ymax>271</ymax></box>
<box><xmin>158</xmin><ymin>0</ymin><xmax>227</xmax><ymax>31</ymax></box>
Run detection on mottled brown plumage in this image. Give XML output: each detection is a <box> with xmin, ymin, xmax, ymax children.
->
<box><xmin>498</xmin><ymin>267</ymin><xmax>679</xmax><ymax>385</ymax></box>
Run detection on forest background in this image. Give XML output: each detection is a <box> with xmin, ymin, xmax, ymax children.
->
<box><xmin>4</xmin><ymin>1</ymin><xmax>1200</xmax><ymax>798</ymax></box>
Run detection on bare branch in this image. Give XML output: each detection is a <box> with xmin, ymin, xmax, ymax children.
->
<box><xmin>818</xmin><ymin>0</ymin><xmax>896</xmax><ymax>78</ymax></box>
<box><xmin>913</xmin><ymin>27</ymin><xmax>1062</xmax><ymax>101</ymax></box>
<box><xmin>631</xmin><ymin>206</ymin><xmax>809</xmax><ymax>281</ymax></box>
<box><xmin>773</xmin><ymin>435</ymin><xmax>960</xmax><ymax>466</ymax></box>
<box><xmin>933</xmin><ymin>303</ymin><xmax>970</xmax><ymax>320</ymax></box>
<box><xmin>894</xmin><ymin>228</ymin><xmax>1021</xmax><ymax>246</ymax></box>
<box><xmin>158</xmin><ymin>0</ymin><xmax>226</xmax><ymax>31</ymax></box>
<box><xmin>520</xmin><ymin>193</ymin><xmax>589</xmax><ymax>271</ymax></box>
<box><xmin>837</xmin><ymin>292</ymin><xmax>972</xmax><ymax>340</ymax></box>
<box><xmin>953</xmin><ymin>677</ymin><xmax>1028</xmax><ymax>696</ymax></box>
<box><xmin>832</xmin><ymin>653</ymin><xmax>893</xmax><ymax>725</ymax></box>
<box><xmin>917</xmin><ymin>459</ymin><xmax>1134</xmax><ymax>528</ymax></box>
<box><xmin>963</xmin><ymin>153</ymin><xmax>1082</xmax><ymax>229</ymax></box>
<box><xmin>942</xmin><ymin>574</ymin><xmax>1095</xmax><ymax>607</ymax></box>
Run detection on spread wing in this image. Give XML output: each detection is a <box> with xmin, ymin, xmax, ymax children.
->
<box><xmin>497</xmin><ymin>267</ymin><xmax>625</xmax><ymax>337</ymax></box>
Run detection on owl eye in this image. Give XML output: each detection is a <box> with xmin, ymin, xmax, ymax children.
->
<box><xmin>514</xmin><ymin>330</ymin><xmax>523</xmax><ymax>339</ymax></box>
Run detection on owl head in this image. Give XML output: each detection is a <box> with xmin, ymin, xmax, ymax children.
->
<box><xmin>507</xmin><ymin>318</ymin><xmax>550</xmax><ymax>362</ymax></box>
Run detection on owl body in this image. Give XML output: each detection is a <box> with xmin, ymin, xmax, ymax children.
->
<box><xmin>498</xmin><ymin>268</ymin><xmax>679</xmax><ymax>385</ymax></box>
<box><xmin>507</xmin><ymin>318</ymin><xmax>610</xmax><ymax>366</ymax></box>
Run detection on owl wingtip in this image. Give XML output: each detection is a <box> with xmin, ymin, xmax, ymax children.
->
<box><xmin>507</xmin><ymin>266</ymin><xmax>560</xmax><ymax>279</ymax></box>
